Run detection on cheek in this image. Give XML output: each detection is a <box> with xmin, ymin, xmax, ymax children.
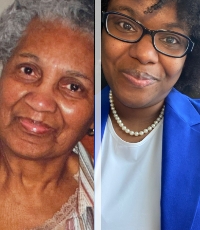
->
<box><xmin>60</xmin><ymin>99</ymin><xmax>94</xmax><ymax>131</ymax></box>
<box><xmin>0</xmin><ymin>78</ymin><xmax>18</xmax><ymax>107</ymax></box>
<box><xmin>102</xmin><ymin>32</ymin><xmax>117</xmax><ymax>64</ymax></box>
<box><xmin>59</xmin><ymin>103</ymin><xmax>74</xmax><ymax>115</ymax></box>
<box><xmin>102</xmin><ymin>34</ymin><xmax>119</xmax><ymax>80</ymax></box>
<box><xmin>102</xmin><ymin>32</ymin><xmax>129</xmax><ymax>72</ymax></box>
<box><xmin>161</xmin><ymin>57</ymin><xmax>186</xmax><ymax>80</ymax></box>
<box><xmin>0</xmin><ymin>74</ymin><xmax>29</xmax><ymax>106</ymax></box>
<box><xmin>0</xmin><ymin>78</ymin><xmax>30</xmax><ymax>127</ymax></box>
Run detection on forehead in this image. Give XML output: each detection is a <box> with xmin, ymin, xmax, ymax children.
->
<box><xmin>108</xmin><ymin>0</ymin><xmax>160</xmax><ymax>12</ymax></box>
<box><xmin>10</xmin><ymin>19</ymin><xmax>94</xmax><ymax>78</ymax></box>
<box><xmin>18</xmin><ymin>19</ymin><xmax>93</xmax><ymax>54</ymax></box>
<box><xmin>107</xmin><ymin>0</ymin><xmax>187</xmax><ymax>32</ymax></box>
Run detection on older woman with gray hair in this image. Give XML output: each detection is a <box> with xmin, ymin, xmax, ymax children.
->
<box><xmin>0</xmin><ymin>0</ymin><xmax>94</xmax><ymax>229</ymax></box>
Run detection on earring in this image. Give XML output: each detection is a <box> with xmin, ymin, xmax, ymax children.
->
<box><xmin>87</xmin><ymin>128</ymin><xmax>94</xmax><ymax>136</ymax></box>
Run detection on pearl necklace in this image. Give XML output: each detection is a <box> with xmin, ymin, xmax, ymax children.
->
<box><xmin>109</xmin><ymin>90</ymin><xmax>165</xmax><ymax>136</ymax></box>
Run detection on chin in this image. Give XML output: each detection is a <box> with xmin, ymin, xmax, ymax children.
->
<box><xmin>1</xmin><ymin>136</ymin><xmax>64</xmax><ymax>160</ymax></box>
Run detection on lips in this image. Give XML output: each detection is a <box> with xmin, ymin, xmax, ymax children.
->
<box><xmin>19</xmin><ymin>117</ymin><xmax>54</xmax><ymax>135</ymax></box>
<box><xmin>122</xmin><ymin>69</ymin><xmax>159</xmax><ymax>88</ymax></box>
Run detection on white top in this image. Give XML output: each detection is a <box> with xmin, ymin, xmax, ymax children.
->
<box><xmin>101</xmin><ymin>116</ymin><xmax>163</xmax><ymax>230</ymax></box>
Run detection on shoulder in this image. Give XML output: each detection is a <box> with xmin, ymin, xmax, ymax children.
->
<box><xmin>165</xmin><ymin>88</ymin><xmax>200</xmax><ymax>128</ymax></box>
<box><xmin>77</xmin><ymin>142</ymin><xmax>94</xmax><ymax>179</ymax></box>
<box><xmin>167</xmin><ymin>88</ymin><xmax>200</xmax><ymax>111</ymax></box>
<box><xmin>72</xmin><ymin>142</ymin><xmax>93</xmax><ymax>181</ymax></box>
<box><xmin>77</xmin><ymin>142</ymin><xmax>94</xmax><ymax>215</ymax></box>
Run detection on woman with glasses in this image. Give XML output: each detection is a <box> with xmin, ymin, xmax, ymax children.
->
<box><xmin>100</xmin><ymin>0</ymin><xmax>200</xmax><ymax>229</ymax></box>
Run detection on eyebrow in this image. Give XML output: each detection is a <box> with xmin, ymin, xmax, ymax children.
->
<box><xmin>109</xmin><ymin>5</ymin><xmax>187</xmax><ymax>32</ymax></box>
<box><xmin>161</xmin><ymin>22</ymin><xmax>187</xmax><ymax>32</ymax></box>
<box><xmin>109</xmin><ymin>5</ymin><xmax>137</xmax><ymax>17</ymax></box>
<box><xmin>65</xmin><ymin>70</ymin><xmax>87</xmax><ymax>78</ymax></box>
<box><xmin>19</xmin><ymin>53</ymin><xmax>40</xmax><ymax>62</ymax></box>
<box><xmin>65</xmin><ymin>70</ymin><xmax>93</xmax><ymax>83</ymax></box>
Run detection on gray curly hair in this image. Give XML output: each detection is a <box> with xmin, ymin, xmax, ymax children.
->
<box><xmin>0</xmin><ymin>0</ymin><xmax>94</xmax><ymax>63</ymax></box>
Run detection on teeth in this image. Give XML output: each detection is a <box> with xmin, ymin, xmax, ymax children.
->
<box><xmin>23</xmin><ymin>118</ymin><xmax>51</xmax><ymax>128</ymax></box>
<box><xmin>32</xmin><ymin>120</ymin><xmax>41</xmax><ymax>124</ymax></box>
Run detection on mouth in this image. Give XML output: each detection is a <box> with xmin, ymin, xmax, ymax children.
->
<box><xmin>18</xmin><ymin>117</ymin><xmax>55</xmax><ymax>135</ymax></box>
<box><xmin>121</xmin><ymin>69</ymin><xmax>159</xmax><ymax>88</ymax></box>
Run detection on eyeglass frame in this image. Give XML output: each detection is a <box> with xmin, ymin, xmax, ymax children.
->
<box><xmin>102</xmin><ymin>11</ymin><xmax>195</xmax><ymax>58</ymax></box>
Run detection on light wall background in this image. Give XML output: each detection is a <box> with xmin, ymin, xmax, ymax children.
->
<box><xmin>0</xmin><ymin>0</ymin><xmax>14</xmax><ymax>14</ymax></box>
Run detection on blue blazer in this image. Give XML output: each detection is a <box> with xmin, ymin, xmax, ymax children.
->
<box><xmin>101</xmin><ymin>86</ymin><xmax>200</xmax><ymax>230</ymax></box>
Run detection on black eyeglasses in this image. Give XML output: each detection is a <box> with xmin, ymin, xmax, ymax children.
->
<box><xmin>102</xmin><ymin>11</ymin><xmax>195</xmax><ymax>58</ymax></box>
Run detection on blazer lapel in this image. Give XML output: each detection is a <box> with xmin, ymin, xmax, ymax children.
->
<box><xmin>161</xmin><ymin>89</ymin><xmax>200</xmax><ymax>229</ymax></box>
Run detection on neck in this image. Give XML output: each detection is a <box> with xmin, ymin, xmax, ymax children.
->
<box><xmin>0</xmin><ymin>143</ymin><xmax>78</xmax><ymax>192</ymax></box>
<box><xmin>110</xmin><ymin>91</ymin><xmax>164</xmax><ymax>142</ymax></box>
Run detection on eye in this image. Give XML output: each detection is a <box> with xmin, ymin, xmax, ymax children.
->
<box><xmin>119</xmin><ymin>21</ymin><xmax>134</xmax><ymax>31</ymax></box>
<box><xmin>158</xmin><ymin>32</ymin><xmax>183</xmax><ymax>47</ymax></box>
<box><xmin>66</xmin><ymin>83</ymin><xmax>81</xmax><ymax>92</ymax></box>
<box><xmin>162</xmin><ymin>36</ymin><xmax>179</xmax><ymax>44</ymax></box>
<box><xmin>59</xmin><ymin>77</ymin><xmax>87</xmax><ymax>99</ymax></box>
<box><xmin>21</xmin><ymin>66</ymin><xmax>34</xmax><ymax>75</ymax></box>
<box><xmin>16</xmin><ymin>64</ymin><xmax>40</xmax><ymax>83</ymax></box>
<box><xmin>111</xmin><ymin>15</ymin><xmax>137</xmax><ymax>33</ymax></box>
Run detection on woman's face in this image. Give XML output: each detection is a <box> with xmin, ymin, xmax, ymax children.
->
<box><xmin>0</xmin><ymin>19</ymin><xmax>94</xmax><ymax>159</ymax></box>
<box><xmin>102</xmin><ymin>0</ymin><xmax>188</xmax><ymax>108</ymax></box>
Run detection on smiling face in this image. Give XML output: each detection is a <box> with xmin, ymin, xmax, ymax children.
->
<box><xmin>0</xmin><ymin>19</ymin><xmax>94</xmax><ymax>159</ymax></box>
<box><xmin>102</xmin><ymin>0</ymin><xmax>188</xmax><ymax>108</ymax></box>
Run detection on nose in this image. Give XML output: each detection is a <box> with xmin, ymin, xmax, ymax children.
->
<box><xmin>24</xmin><ymin>88</ymin><xmax>57</xmax><ymax>113</ymax></box>
<box><xmin>129</xmin><ymin>35</ymin><xmax>159</xmax><ymax>64</ymax></box>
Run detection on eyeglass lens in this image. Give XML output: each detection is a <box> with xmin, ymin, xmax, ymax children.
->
<box><xmin>106</xmin><ymin>13</ymin><xmax>190</xmax><ymax>57</ymax></box>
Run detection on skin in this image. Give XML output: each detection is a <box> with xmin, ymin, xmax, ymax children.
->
<box><xmin>102</xmin><ymin>0</ymin><xmax>188</xmax><ymax>142</ymax></box>
<box><xmin>82</xmin><ymin>134</ymin><xmax>94</xmax><ymax>158</ymax></box>
<box><xmin>0</xmin><ymin>19</ymin><xmax>94</xmax><ymax>229</ymax></box>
